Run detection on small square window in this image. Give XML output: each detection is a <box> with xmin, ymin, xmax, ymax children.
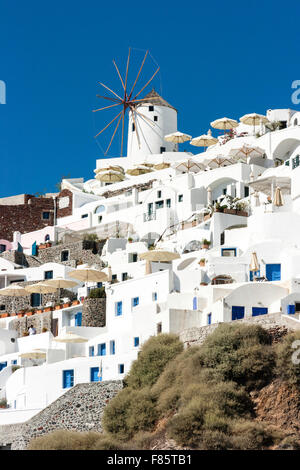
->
<box><xmin>166</xmin><ymin>199</ymin><xmax>171</xmax><ymax>208</ymax></box>
<box><xmin>61</xmin><ymin>250</ymin><xmax>69</xmax><ymax>262</ymax></box>
<box><xmin>134</xmin><ymin>337</ymin><xmax>139</xmax><ymax>347</ymax></box>
<box><xmin>98</xmin><ymin>343</ymin><xmax>106</xmax><ymax>356</ymax></box>
<box><xmin>42</xmin><ymin>212</ymin><xmax>50</xmax><ymax>220</ymax></box>
<box><xmin>149</xmin><ymin>106</ymin><xmax>154</xmax><ymax>112</ymax></box>
<box><xmin>132</xmin><ymin>297</ymin><xmax>139</xmax><ymax>307</ymax></box>
<box><xmin>44</xmin><ymin>270</ymin><xmax>53</xmax><ymax>280</ymax></box>
<box><xmin>178</xmin><ymin>194</ymin><xmax>183</xmax><ymax>202</ymax></box>
<box><xmin>81</xmin><ymin>214</ymin><xmax>88</xmax><ymax>219</ymax></box>
<box><xmin>122</xmin><ymin>273</ymin><xmax>128</xmax><ymax>281</ymax></box>
<box><xmin>157</xmin><ymin>322</ymin><xmax>162</xmax><ymax>334</ymax></box>
<box><xmin>154</xmin><ymin>116</ymin><xmax>158</xmax><ymax>122</ymax></box>
<box><xmin>160</xmin><ymin>147</ymin><xmax>166</xmax><ymax>153</ymax></box>
<box><xmin>118</xmin><ymin>364</ymin><xmax>124</xmax><ymax>374</ymax></box>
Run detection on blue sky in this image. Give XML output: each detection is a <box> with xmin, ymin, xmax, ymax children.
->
<box><xmin>0</xmin><ymin>0</ymin><xmax>300</xmax><ymax>197</ymax></box>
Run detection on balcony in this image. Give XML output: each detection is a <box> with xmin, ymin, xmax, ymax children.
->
<box><xmin>143</xmin><ymin>212</ymin><xmax>156</xmax><ymax>222</ymax></box>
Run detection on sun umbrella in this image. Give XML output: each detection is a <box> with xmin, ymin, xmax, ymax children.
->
<box><xmin>153</xmin><ymin>162</ymin><xmax>171</xmax><ymax>170</ymax></box>
<box><xmin>53</xmin><ymin>332</ymin><xmax>88</xmax><ymax>343</ymax></box>
<box><xmin>197</xmin><ymin>153</ymin><xmax>234</xmax><ymax>169</ymax></box>
<box><xmin>210</xmin><ymin>117</ymin><xmax>239</xmax><ymax>132</ymax></box>
<box><xmin>25</xmin><ymin>283</ymin><xmax>57</xmax><ymax>294</ymax></box>
<box><xmin>249</xmin><ymin>252</ymin><xmax>260</xmax><ymax>272</ymax></box>
<box><xmin>140</xmin><ymin>162</ymin><xmax>154</xmax><ymax>168</ymax></box>
<box><xmin>94</xmin><ymin>165</ymin><xmax>124</xmax><ymax>174</ymax></box>
<box><xmin>190</xmin><ymin>130</ymin><xmax>218</xmax><ymax>150</ymax></box>
<box><xmin>42</xmin><ymin>277</ymin><xmax>78</xmax><ymax>289</ymax></box>
<box><xmin>95</xmin><ymin>170</ymin><xmax>125</xmax><ymax>183</ymax></box>
<box><xmin>19</xmin><ymin>349</ymin><xmax>47</xmax><ymax>359</ymax></box>
<box><xmin>139</xmin><ymin>250</ymin><xmax>180</xmax><ymax>262</ymax></box>
<box><xmin>173</xmin><ymin>158</ymin><xmax>205</xmax><ymax>173</ymax></box>
<box><xmin>273</xmin><ymin>186</ymin><xmax>284</xmax><ymax>207</ymax></box>
<box><xmin>228</xmin><ymin>144</ymin><xmax>265</xmax><ymax>163</ymax></box>
<box><xmin>164</xmin><ymin>131</ymin><xmax>192</xmax><ymax>150</ymax></box>
<box><xmin>126</xmin><ymin>165</ymin><xmax>153</xmax><ymax>176</ymax></box>
<box><xmin>68</xmin><ymin>266</ymin><xmax>108</xmax><ymax>283</ymax></box>
<box><xmin>0</xmin><ymin>284</ymin><xmax>29</xmax><ymax>313</ymax></box>
<box><xmin>239</xmin><ymin>113</ymin><xmax>269</xmax><ymax>134</ymax></box>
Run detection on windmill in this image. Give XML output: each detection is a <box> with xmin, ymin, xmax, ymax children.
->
<box><xmin>93</xmin><ymin>49</ymin><xmax>161</xmax><ymax>157</ymax></box>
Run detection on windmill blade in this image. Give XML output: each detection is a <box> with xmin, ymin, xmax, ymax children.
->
<box><xmin>121</xmin><ymin>110</ymin><xmax>125</xmax><ymax>157</ymax></box>
<box><xmin>94</xmin><ymin>109</ymin><xmax>123</xmax><ymax>138</ymax></box>
<box><xmin>98</xmin><ymin>82</ymin><xmax>123</xmax><ymax>101</ymax></box>
<box><xmin>128</xmin><ymin>50</ymin><xmax>149</xmax><ymax>100</ymax></box>
<box><xmin>113</xmin><ymin>59</ymin><xmax>126</xmax><ymax>92</ymax></box>
<box><xmin>132</xmin><ymin>66</ymin><xmax>160</xmax><ymax>101</ymax></box>
<box><xmin>123</xmin><ymin>48</ymin><xmax>131</xmax><ymax>101</ymax></box>
<box><xmin>92</xmin><ymin>102</ymin><xmax>121</xmax><ymax>113</ymax></box>
<box><xmin>96</xmin><ymin>94</ymin><xmax>121</xmax><ymax>103</ymax></box>
<box><xmin>105</xmin><ymin>113</ymin><xmax>123</xmax><ymax>155</ymax></box>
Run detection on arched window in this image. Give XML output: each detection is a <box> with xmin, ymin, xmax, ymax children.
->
<box><xmin>95</xmin><ymin>205</ymin><xmax>105</xmax><ymax>214</ymax></box>
<box><xmin>45</xmin><ymin>234</ymin><xmax>50</xmax><ymax>242</ymax></box>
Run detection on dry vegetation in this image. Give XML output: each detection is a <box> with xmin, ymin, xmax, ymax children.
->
<box><xmin>28</xmin><ymin>325</ymin><xmax>300</xmax><ymax>450</ymax></box>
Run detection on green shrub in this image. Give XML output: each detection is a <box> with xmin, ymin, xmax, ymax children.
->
<box><xmin>276</xmin><ymin>331</ymin><xmax>300</xmax><ymax>386</ymax></box>
<box><xmin>230</xmin><ymin>420</ymin><xmax>276</xmax><ymax>450</ymax></box>
<box><xmin>124</xmin><ymin>334</ymin><xmax>183</xmax><ymax>389</ymax></box>
<box><xmin>197</xmin><ymin>323</ymin><xmax>275</xmax><ymax>389</ymax></box>
<box><xmin>88</xmin><ymin>287</ymin><xmax>106</xmax><ymax>299</ymax></box>
<box><xmin>102</xmin><ymin>388</ymin><xmax>158</xmax><ymax>440</ymax></box>
<box><xmin>27</xmin><ymin>430</ymin><xmax>102</xmax><ymax>450</ymax></box>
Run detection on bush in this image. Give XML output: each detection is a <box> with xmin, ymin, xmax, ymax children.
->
<box><xmin>102</xmin><ymin>388</ymin><xmax>158</xmax><ymax>440</ymax></box>
<box><xmin>88</xmin><ymin>287</ymin><xmax>106</xmax><ymax>299</ymax></box>
<box><xmin>230</xmin><ymin>420</ymin><xmax>276</xmax><ymax>450</ymax></box>
<box><xmin>124</xmin><ymin>334</ymin><xmax>183</xmax><ymax>390</ymax></box>
<box><xmin>276</xmin><ymin>331</ymin><xmax>300</xmax><ymax>386</ymax></box>
<box><xmin>197</xmin><ymin>323</ymin><xmax>275</xmax><ymax>389</ymax></box>
<box><xmin>27</xmin><ymin>430</ymin><xmax>102</xmax><ymax>450</ymax></box>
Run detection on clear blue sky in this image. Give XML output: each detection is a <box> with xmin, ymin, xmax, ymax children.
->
<box><xmin>0</xmin><ymin>0</ymin><xmax>299</xmax><ymax>197</ymax></box>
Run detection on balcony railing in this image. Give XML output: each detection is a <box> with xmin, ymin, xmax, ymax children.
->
<box><xmin>143</xmin><ymin>212</ymin><xmax>156</xmax><ymax>222</ymax></box>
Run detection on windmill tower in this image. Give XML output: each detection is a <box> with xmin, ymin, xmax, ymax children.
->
<box><xmin>127</xmin><ymin>89</ymin><xmax>178</xmax><ymax>163</ymax></box>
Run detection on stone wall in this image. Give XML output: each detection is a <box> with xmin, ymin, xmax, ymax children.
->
<box><xmin>0</xmin><ymin>195</ymin><xmax>55</xmax><ymax>241</ymax></box>
<box><xmin>9</xmin><ymin>311</ymin><xmax>53</xmax><ymax>337</ymax></box>
<box><xmin>82</xmin><ymin>298</ymin><xmax>106</xmax><ymax>327</ymax></box>
<box><xmin>37</xmin><ymin>240</ymin><xmax>105</xmax><ymax>269</ymax></box>
<box><xmin>179</xmin><ymin>313</ymin><xmax>300</xmax><ymax>347</ymax></box>
<box><xmin>0</xmin><ymin>380</ymin><xmax>123</xmax><ymax>450</ymax></box>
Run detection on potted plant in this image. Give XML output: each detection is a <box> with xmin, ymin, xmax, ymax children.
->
<box><xmin>44</xmin><ymin>306</ymin><xmax>53</xmax><ymax>312</ymax></box>
<box><xmin>63</xmin><ymin>301</ymin><xmax>71</xmax><ymax>308</ymax></box>
<box><xmin>0</xmin><ymin>399</ymin><xmax>7</xmax><ymax>409</ymax></box>
<box><xmin>128</xmin><ymin>237</ymin><xmax>133</xmax><ymax>243</ymax></box>
<box><xmin>54</xmin><ymin>303</ymin><xmax>62</xmax><ymax>310</ymax></box>
<box><xmin>42</xmin><ymin>327</ymin><xmax>48</xmax><ymax>333</ymax></box>
<box><xmin>72</xmin><ymin>299</ymin><xmax>80</xmax><ymax>306</ymax></box>
<box><xmin>36</xmin><ymin>308</ymin><xmax>43</xmax><ymax>314</ymax></box>
<box><xmin>22</xmin><ymin>331</ymin><xmax>29</xmax><ymax>337</ymax></box>
<box><xmin>0</xmin><ymin>313</ymin><xmax>9</xmax><ymax>318</ymax></box>
<box><xmin>201</xmin><ymin>239</ymin><xmax>211</xmax><ymax>250</ymax></box>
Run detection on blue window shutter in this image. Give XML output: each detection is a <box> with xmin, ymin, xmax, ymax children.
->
<box><xmin>89</xmin><ymin>346</ymin><xmax>94</xmax><ymax>357</ymax></box>
<box><xmin>232</xmin><ymin>306</ymin><xmax>245</xmax><ymax>321</ymax></box>
<box><xmin>132</xmin><ymin>297</ymin><xmax>139</xmax><ymax>307</ymax></box>
<box><xmin>63</xmin><ymin>370</ymin><xmax>74</xmax><ymax>388</ymax></box>
<box><xmin>266</xmin><ymin>264</ymin><xmax>281</xmax><ymax>281</ymax></box>
<box><xmin>110</xmin><ymin>340</ymin><xmax>115</xmax><ymax>355</ymax></box>
<box><xmin>116</xmin><ymin>301</ymin><xmax>122</xmax><ymax>316</ymax></box>
<box><xmin>207</xmin><ymin>313</ymin><xmax>212</xmax><ymax>325</ymax></box>
<box><xmin>32</xmin><ymin>241</ymin><xmax>37</xmax><ymax>256</ymax></box>
<box><xmin>134</xmin><ymin>337</ymin><xmax>139</xmax><ymax>347</ymax></box>
<box><xmin>252</xmin><ymin>307</ymin><xmax>268</xmax><ymax>317</ymax></box>
<box><xmin>75</xmin><ymin>312</ymin><xmax>82</xmax><ymax>326</ymax></box>
<box><xmin>90</xmin><ymin>367</ymin><xmax>100</xmax><ymax>382</ymax></box>
<box><xmin>98</xmin><ymin>343</ymin><xmax>106</xmax><ymax>356</ymax></box>
<box><xmin>193</xmin><ymin>297</ymin><xmax>197</xmax><ymax>310</ymax></box>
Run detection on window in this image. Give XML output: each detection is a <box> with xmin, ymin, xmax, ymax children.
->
<box><xmin>112</xmin><ymin>274</ymin><xmax>117</xmax><ymax>281</ymax></box>
<box><xmin>166</xmin><ymin>198</ymin><xmax>171</xmax><ymax>208</ymax></box>
<box><xmin>44</xmin><ymin>270</ymin><xmax>53</xmax><ymax>280</ymax></box>
<box><xmin>61</xmin><ymin>250</ymin><xmax>69</xmax><ymax>262</ymax></box>
<box><xmin>132</xmin><ymin>123</ymin><xmax>135</xmax><ymax>131</ymax></box>
<box><xmin>63</xmin><ymin>369</ymin><xmax>74</xmax><ymax>389</ymax></box>
<box><xmin>90</xmin><ymin>367</ymin><xmax>101</xmax><ymax>382</ymax></box>
<box><xmin>115</xmin><ymin>301</ymin><xmax>123</xmax><ymax>316</ymax></box>
<box><xmin>128</xmin><ymin>253</ymin><xmax>138</xmax><ymax>263</ymax></box>
<box><xmin>118</xmin><ymin>364</ymin><xmax>124</xmax><ymax>374</ymax></box>
<box><xmin>157</xmin><ymin>190</ymin><xmax>162</xmax><ymax>198</ymax></box>
<box><xmin>149</xmin><ymin>105</ymin><xmax>154</xmax><ymax>112</ymax></box>
<box><xmin>178</xmin><ymin>194</ymin><xmax>183</xmax><ymax>202</ymax></box>
<box><xmin>42</xmin><ymin>212</ymin><xmax>50</xmax><ymax>220</ymax></box>
<box><xmin>75</xmin><ymin>312</ymin><xmax>82</xmax><ymax>326</ymax></box>
<box><xmin>98</xmin><ymin>343</ymin><xmax>106</xmax><ymax>356</ymax></box>
<box><xmin>0</xmin><ymin>244</ymin><xmax>6</xmax><ymax>253</ymax></box>
<box><xmin>0</xmin><ymin>305</ymin><xmax>5</xmax><ymax>311</ymax></box>
<box><xmin>97</xmin><ymin>282</ymin><xmax>102</xmax><ymax>288</ymax></box>
<box><xmin>0</xmin><ymin>362</ymin><xmax>7</xmax><ymax>371</ymax></box>
<box><xmin>81</xmin><ymin>214</ymin><xmax>88</xmax><ymax>219</ymax></box>
<box><xmin>220</xmin><ymin>232</ymin><xmax>225</xmax><ymax>245</ymax></box>
<box><xmin>122</xmin><ymin>273</ymin><xmax>128</xmax><ymax>281</ymax></box>
<box><xmin>160</xmin><ymin>147</ymin><xmax>166</xmax><ymax>153</ymax></box>
<box><xmin>89</xmin><ymin>346</ymin><xmax>95</xmax><ymax>357</ymax></box>
<box><xmin>157</xmin><ymin>322</ymin><xmax>162</xmax><ymax>334</ymax></box>
<box><xmin>132</xmin><ymin>297</ymin><xmax>139</xmax><ymax>307</ymax></box>
<box><xmin>95</xmin><ymin>205</ymin><xmax>105</xmax><ymax>214</ymax></box>
<box><xmin>221</xmin><ymin>248</ymin><xmax>237</xmax><ymax>257</ymax></box>
<box><xmin>244</xmin><ymin>186</ymin><xmax>249</xmax><ymax>198</ymax></box>
<box><xmin>152</xmin><ymin>292</ymin><xmax>157</xmax><ymax>301</ymax></box>
<box><xmin>110</xmin><ymin>340</ymin><xmax>115</xmax><ymax>355</ymax></box>
<box><xmin>292</xmin><ymin>155</ymin><xmax>300</xmax><ymax>170</ymax></box>
<box><xmin>134</xmin><ymin>337</ymin><xmax>139</xmax><ymax>347</ymax></box>
<box><xmin>249</xmin><ymin>270</ymin><xmax>260</xmax><ymax>281</ymax></box>
<box><xmin>155</xmin><ymin>200</ymin><xmax>164</xmax><ymax>209</ymax></box>
<box><xmin>31</xmin><ymin>293</ymin><xmax>41</xmax><ymax>308</ymax></box>
<box><xmin>154</xmin><ymin>115</ymin><xmax>158</xmax><ymax>122</ymax></box>
<box><xmin>11</xmin><ymin>360</ymin><xmax>17</xmax><ymax>365</ymax></box>
<box><xmin>207</xmin><ymin>313</ymin><xmax>212</xmax><ymax>325</ymax></box>
<box><xmin>223</xmin><ymin>188</ymin><xmax>227</xmax><ymax>195</ymax></box>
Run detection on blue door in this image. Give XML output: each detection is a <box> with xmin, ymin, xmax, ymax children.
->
<box><xmin>207</xmin><ymin>313</ymin><xmax>212</xmax><ymax>325</ymax></box>
<box><xmin>193</xmin><ymin>297</ymin><xmax>197</xmax><ymax>310</ymax></box>
<box><xmin>63</xmin><ymin>369</ymin><xmax>74</xmax><ymax>389</ymax></box>
<box><xmin>252</xmin><ymin>307</ymin><xmax>268</xmax><ymax>317</ymax></box>
<box><xmin>90</xmin><ymin>367</ymin><xmax>101</xmax><ymax>382</ymax></box>
<box><xmin>266</xmin><ymin>264</ymin><xmax>281</xmax><ymax>281</ymax></box>
<box><xmin>232</xmin><ymin>306</ymin><xmax>245</xmax><ymax>321</ymax></box>
<box><xmin>75</xmin><ymin>312</ymin><xmax>82</xmax><ymax>326</ymax></box>
<box><xmin>0</xmin><ymin>362</ymin><xmax>7</xmax><ymax>372</ymax></box>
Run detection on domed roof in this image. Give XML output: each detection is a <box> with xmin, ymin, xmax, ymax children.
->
<box><xmin>136</xmin><ymin>89</ymin><xmax>177</xmax><ymax>111</ymax></box>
